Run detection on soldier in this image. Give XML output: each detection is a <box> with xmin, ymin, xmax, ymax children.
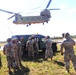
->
<box><xmin>35</xmin><ymin>38</ymin><xmax>39</xmax><ymax>57</ymax></box>
<box><xmin>20</xmin><ymin>37</ymin><xmax>26</xmax><ymax>57</ymax></box>
<box><xmin>26</xmin><ymin>37</ymin><xmax>34</xmax><ymax>59</ymax></box>
<box><xmin>44</xmin><ymin>36</ymin><xmax>53</xmax><ymax>60</ymax></box>
<box><xmin>3</xmin><ymin>38</ymin><xmax>13</xmax><ymax>73</ymax></box>
<box><xmin>16</xmin><ymin>38</ymin><xmax>22</xmax><ymax>67</ymax></box>
<box><xmin>31</xmin><ymin>35</ymin><xmax>39</xmax><ymax>57</ymax></box>
<box><xmin>60</xmin><ymin>33</ymin><xmax>76</xmax><ymax>73</ymax></box>
<box><xmin>12</xmin><ymin>38</ymin><xmax>19</xmax><ymax>69</ymax></box>
<box><xmin>32</xmin><ymin>37</ymin><xmax>39</xmax><ymax>57</ymax></box>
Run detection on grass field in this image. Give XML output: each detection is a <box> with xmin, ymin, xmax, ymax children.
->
<box><xmin>0</xmin><ymin>44</ymin><xmax>76</xmax><ymax>75</ymax></box>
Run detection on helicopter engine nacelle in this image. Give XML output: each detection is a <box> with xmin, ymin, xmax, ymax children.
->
<box><xmin>15</xmin><ymin>14</ymin><xmax>23</xmax><ymax>21</ymax></box>
<box><xmin>13</xmin><ymin>14</ymin><xmax>23</xmax><ymax>24</ymax></box>
<box><xmin>40</xmin><ymin>9</ymin><xmax>51</xmax><ymax>18</ymax></box>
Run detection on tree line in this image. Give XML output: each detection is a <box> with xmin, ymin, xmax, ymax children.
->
<box><xmin>51</xmin><ymin>35</ymin><xmax>76</xmax><ymax>39</ymax></box>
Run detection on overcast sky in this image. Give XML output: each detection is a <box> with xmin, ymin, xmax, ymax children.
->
<box><xmin>0</xmin><ymin>0</ymin><xmax>76</xmax><ymax>41</ymax></box>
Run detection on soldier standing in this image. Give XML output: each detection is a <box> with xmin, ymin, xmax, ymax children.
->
<box><xmin>32</xmin><ymin>37</ymin><xmax>39</xmax><ymax>58</ymax></box>
<box><xmin>12</xmin><ymin>38</ymin><xmax>19</xmax><ymax>69</ymax></box>
<box><xmin>44</xmin><ymin>36</ymin><xmax>53</xmax><ymax>60</ymax></box>
<box><xmin>20</xmin><ymin>37</ymin><xmax>26</xmax><ymax>57</ymax></box>
<box><xmin>31</xmin><ymin>35</ymin><xmax>39</xmax><ymax>58</ymax></box>
<box><xmin>35</xmin><ymin>38</ymin><xmax>39</xmax><ymax>57</ymax></box>
<box><xmin>26</xmin><ymin>37</ymin><xmax>34</xmax><ymax>59</ymax></box>
<box><xmin>3</xmin><ymin>38</ymin><xmax>13</xmax><ymax>73</ymax></box>
<box><xmin>60</xmin><ymin>33</ymin><xmax>76</xmax><ymax>73</ymax></box>
<box><xmin>16</xmin><ymin>38</ymin><xmax>22</xmax><ymax>67</ymax></box>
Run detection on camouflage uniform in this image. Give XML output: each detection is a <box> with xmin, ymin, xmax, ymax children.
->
<box><xmin>60</xmin><ymin>33</ymin><xmax>76</xmax><ymax>72</ymax></box>
<box><xmin>16</xmin><ymin>39</ymin><xmax>22</xmax><ymax>66</ymax></box>
<box><xmin>33</xmin><ymin>38</ymin><xmax>39</xmax><ymax>56</ymax></box>
<box><xmin>44</xmin><ymin>36</ymin><xmax>53</xmax><ymax>59</ymax></box>
<box><xmin>20</xmin><ymin>37</ymin><xmax>26</xmax><ymax>57</ymax></box>
<box><xmin>12</xmin><ymin>38</ymin><xmax>19</xmax><ymax>68</ymax></box>
<box><xmin>26</xmin><ymin>37</ymin><xmax>34</xmax><ymax>58</ymax></box>
<box><xmin>3</xmin><ymin>38</ymin><xmax>13</xmax><ymax>69</ymax></box>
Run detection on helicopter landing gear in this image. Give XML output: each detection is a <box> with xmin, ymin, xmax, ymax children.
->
<box><xmin>46</xmin><ymin>21</ymin><xmax>48</xmax><ymax>23</ymax></box>
<box><xmin>26</xmin><ymin>25</ymin><xmax>29</xmax><ymax>27</ymax></box>
<box><xmin>26</xmin><ymin>24</ymin><xmax>31</xmax><ymax>27</ymax></box>
<box><xmin>29</xmin><ymin>23</ymin><xmax>31</xmax><ymax>25</ymax></box>
<box><xmin>43</xmin><ymin>23</ymin><xmax>44</xmax><ymax>25</ymax></box>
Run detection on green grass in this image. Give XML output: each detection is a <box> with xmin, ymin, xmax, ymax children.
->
<box><xmin>0</xmin><ymin>44</ymin><xmax>76</xmax><ymax>75</ymax></box>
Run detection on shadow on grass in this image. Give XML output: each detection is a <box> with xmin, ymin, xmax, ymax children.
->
<box><xmin>9</xmin><ymin>65</ymin><xmax>30</xmax><ymax>75</ymax></box>
<box><xmin>22</xmin><ymin>50</ymin><xmax>61</xmax><ymax>63</ymax></box>
<box><xmin>54</xmin><ymin>60</ymin><xmax>65</xmax><ymax>66</ymax></box>
<box><xmin>70</xmin><ymin>73</ymin><xmax>76</xmax><ymax>75</ymax></box>
<box><xmin>22</xmin><ymin>52</ymin><xmax>47</xmax><ymax>63</ymax></box>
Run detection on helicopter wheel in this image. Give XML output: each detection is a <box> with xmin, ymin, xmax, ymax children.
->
<box><xmin>46</xmin><ymin>21</ymin><xmax>48</xmax><ymax>23</ymax></box>
<box><xmin>29</xmin><ymin>23</ymin><xmax>31</xmax><ymax>25</ymax></box>
<box><xmin>26</xmin><ymin>25</ymin><xmax>29</xmax><ymax>27</ymax></box>
<box><xmin>43</xmin><ymin>23</ymin><xmax>44</xmax><ymax>25</ymax></box>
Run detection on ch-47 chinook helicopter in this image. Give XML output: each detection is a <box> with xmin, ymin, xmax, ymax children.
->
<box><xmin>0</xmin><ymin>0</ymin><xmax>60</xmax><ymax>27</ymax></box>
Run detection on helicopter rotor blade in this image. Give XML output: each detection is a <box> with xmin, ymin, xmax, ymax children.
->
<box><xmin>0</xmin><ymin>9</ymin><xmax>16</xmax><ymax>14</ymax></box>
<box><xmin>7</xmin><ymin>15</ymin><xmax>15</xmax><ymax>20</ymax></box>
<box><xmin>24</xmin><ymin>7</ymin><xmax>41</xmax><ymax>14</ymax></box>
<box><xmin>46</xmin><ymin>0</ymin><xmax>52</xmax><ymax>9</ymax></box>
<box><xmin>29</xmin><ymin>7</ymin><xmax>41</xmax><ymax>11</ymax></box>
<box><xmin>49</xmin><ymin>8</ymin><xmax>60</xmax><ymax>10</ymax></box>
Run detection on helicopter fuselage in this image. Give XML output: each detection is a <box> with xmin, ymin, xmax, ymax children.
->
<box><xmin>13</xmin><ymin>9</ymin><xmax>51</xmax><ymax>25</ymax></box>
<box><xmin>13</xmin><ymin>15</ymin><xmax>50</xmax><ymax>25</ymax></box>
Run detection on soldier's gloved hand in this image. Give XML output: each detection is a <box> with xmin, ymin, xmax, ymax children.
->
<box><xmin>61</xmin><ymin>52</ymin><xmax>63</xmax><ymax>56</ymax></box>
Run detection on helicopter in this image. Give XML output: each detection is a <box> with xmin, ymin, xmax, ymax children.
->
<box><xmin>0</xmin><ymin>0</ymin><xmax>60</xmax><ymax>27</ymax></box>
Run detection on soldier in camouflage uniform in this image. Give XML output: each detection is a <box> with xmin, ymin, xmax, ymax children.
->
<box><xmin>60</xmin><ymin>33</ymin><xmax>76</xmax><ymax>73</ymax></box>
<box><xmin>32</xmin><ymin>38</ymin><xmax>39</xmax><ymax>57</ymax></box>
<box><xmin>20</xmin><ymin>37</ymin><xmax>26</xmax><ymax>57</ymax></box>
<box><xmin>44</xmin><ymin>36</ymin><xmax>53</xmax><ymax>60</ymax></box>
<box><xmin>12</xmin><ymin>38</ymin><xmax>19</xmax><ymax>69</ymax></box>
<box><xmin>31</xmin><ymin>35</ymin><xmax>39</xmax><ymax>57</ymax></box>
<box><xmin>26</xmin><ymin>37</ymin><xmax>34</xmax><ymax>59</ymax></box>
<box><xmin>3</xmin><ymin>38</ymin><xmax>13</xmax><ymax>72</ymax></box>
<box><xmin>16</xmin><ymin>38</ymin><xmax>22</xmax><ymax>67</ymax></box>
